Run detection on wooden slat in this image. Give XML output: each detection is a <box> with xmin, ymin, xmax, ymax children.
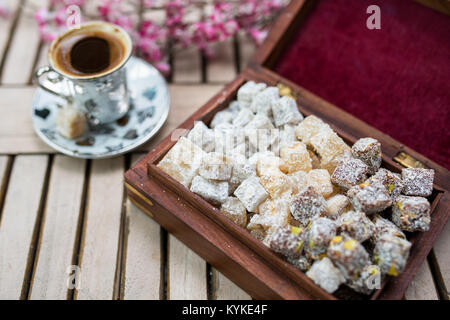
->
<box><xmin>0</xmin><ymin>87</ymin><xmax>53</xmax><ymax>154</ymax></box>
<box><xmin>0</xmin><ymin>0</ymin><xmax>21</xmax><ymax>68</ymax></box>
<box><xmin>1</xmin><ymin>0</ymin><xmax>49</xmax><ymax>85</ymax></box>
<box><xmin>238</xmin><ymin>33</ymin><xmax>255</xmax><ymax>71</ymax></box>
<box><xmin>433</xmin><ymin>220</ymin><xmax>450</xmax><ymax>296</ymax></box>
<box><xmin>0</xmin><ymin>156</ymin><xmax>10</xmax><ymax>200</ymax></box>
<box><xmin>29</xmin><ymin>156</ymin><xmax>86</xmax><ymax>300</ymax></box>
<box><xmin>172</xmin><ymin>8</ymin><xmax>202</xmax><ymax>83</ymax></box>
<box><xmin>0</xmin><ymin>155</ymin><xmax>48</xmax><ymax>299</ymax></box>
<box><xmin>168</xmin><ymin>235</ymin><xmax>207</xmax><ymax>300</ymax></box>
<box><xmin>213</xmin><ymin>269</ymin><xmax>251</xmax><ymax>300</ymax></box>
<box><xmin>206</xmin><ymin>40</ymin><xmax>236</xmax><ymax>83</ymax></box>
<box><xmin>405</xmin><ymin>261</ymin><xmax>439</xmax><ymax>300</ymax></box>
<box><xmin>122</xmin><ymin>154</ymin><xmax>160</xmax><ymax>300</ymax></box>
<box><xmin>173</xmin><ymin>46</ymin><xmax>202</xmax><ymax>83</ymax></box>
<box><xmin>75</xmin><ymin>157</ymin><xmax>124</xmax><ymax>300</ymax></box>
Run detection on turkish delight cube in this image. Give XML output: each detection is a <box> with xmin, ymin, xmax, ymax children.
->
<box><xmin>237</xmin><ymin>81</ymin><xmax>267</xmax><ymax>109</ymax></box>
<box><xmin>305</xmin><ymin>217</ymin><xmax>338</xmax><ymax>260</ymax></box>
<box><xmin>373</xmin><ymin>234</ymin><xmax>411</xmax><ymax>276</ymax></box>
<box><xmin>157</xmin><ymin>137</ymin><xmax>206</xmax><ymax>188</ymax></box>
<box><xmin>56</xmin><ymin>104</ymin><xmax>85</xmax><ymax>139</ymax></box>
<box><xmin>295</xmin><ymin>115</ymin><xmax>332</xmax><ymax>144</ymax></box>
<box><xmin>347</xmin><ymin>180</ymin><xmax>392</xmax><ymax>214</ymax></box>
<box><xmin>247</xmin><ymin>196</ymin><xmax>291</xmax><ymax>231</ymax></box>
<box><xmin>272</xmin><ymin>96</ymin><xmax>304</xmax><ymax>127</ymax></box>
<box><xmin>187</xmin><ymin>121</ymin><xmax>216</xmax><ymax>152</ymax></box>
<box><xmin>190</xmin><ymin>175</ymin><xmax>229</xmax><ymax>205</ymax></box>
<box><xmin>199</xmin><ymin>152</ymin><xmax>232</xmax><ymax>181</ymax></box>
<box><xmin>269</xmin><ymin>225</ymin><xmax>306</xmax><ymax>259</ymax></box>
<box><xmin>371</xmin><ymin>214</ymin><xmax>406</xmax><ymax>242</ymax></box>
<box><xmin>210</xmin><ymin>110</ymin><xmax>233</xmax><ymax>129</ymax></box>
<box><xmin>234</xmin><ymin>176</ymin><xmax>268</xmax><ymax>212</ymax></box>
<box><xmin>250</xmin><ymin>86</ymin><xmax>279</xmax><ymax>116</ymax></box>
<box><xmin>259</xmin><ymin>171</ymin><xmax>293</xmax><ymax>199</ymax></box>
<box><xmin>327</xmin><ymin>234</ymin><xmax>371</xmax><ymax>280</ymax></box>
<box><xmin>244</xmin><ymin>113</ymin><xmax>274</xmax><ymax>130</ymax></box>
<box><xmin>233</xmin><ymin>108</ymin><xmax>255</xmax><ymax>128</ymax></box>
<box><xmin>325</xmin><ymin>194</ymin><xmax>349</xmax><ymax>219</ymax></box>
<box><xmin>338</xmin><ymin>211</ymin><xmax>376</xmax><ymax>242</ymax></box>
<box><xmin>256</xmin><ymin>155</ymin><xmax>285</xmax><ymax>176</ymax></box>
<box><xmin>229</xmin><ymin>160</ymin><xmax>256</xmax><ymax>193</ymax></box>
<box><xmin>331</xmin><ymin>158</ymin><xmax>369</xmax><ymax>190</ymax></box>
<box><xmin>272</xmin><ymin>124</ymin><xmax>298</xmax><ymax>154</ymax></box>
<box><xmin>401</xmin><ymin>168</ymin><xmax>434</xmax><ymax>197</ymax></box>
<box><xmin>370</xmin><ymin>168</ymin><xmax>404</xmax><ymax>200</ymax></box>
<box><xmin>220</xmin><ymin>197</ymin><xmax>247</xmax><ymax>227</ymax></box>
<box><xmin>351</xmin><ymin>138</ymin><xmax>382</xmax><ymax>175</ymax></box>
<box><xmin>290</xmin><ymin>186</ymin><xmax>328</xmax><ymax>227</ymax></box>
<box><xmin>310</xmin><ymin>131</ymin><xmax>352</xmax><ymax>174</ymax></box>
<box><xmin>287</xmin><ymin>170</ymin><xmax>307</xmax><ymax>195</ymax></box>
<box><xmin>225</xmin><ymin>100</ymin><xmax>241</xmax><ymax>116</ymax></box>
<box><xmin>392</xmin><ymin>195</ymin><xmax>431</xmax><ymax>232</ymax></box>
<box><xmin>306</xmin><ymin>257</ymin><xmax>345</xmax><ymax>294</ymax></box>
<box><xmin>347</xmin><ymin>265</ymin><xmax>382</xmax><ymax>295</ymax></box>
<box><xmin>279</xmin><ymin>142</ymin><xmax>312</xmax><ymax>174</ymax></box>
<box><xmin>306</xmin><ymin>169</ymin><xmax>334</xmax><ymax>198</ymax></box>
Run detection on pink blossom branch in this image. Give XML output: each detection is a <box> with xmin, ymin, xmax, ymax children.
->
<box><xmin>5</xmin><ymin>0</ymin><xmax>289</xmax><ymax>74</ymax></box>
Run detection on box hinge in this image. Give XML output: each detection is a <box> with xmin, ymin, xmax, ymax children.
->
<box><xmin>393</xmin><ymin>151</ymin><xmax>426</xmax><ymax>169</ymax></box>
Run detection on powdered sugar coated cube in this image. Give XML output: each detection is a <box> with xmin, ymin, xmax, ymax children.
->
<box><xmin>190</xmin><ymin>175</ymin><xmax>229</xmax><ymax>205</ymax></box>
<box><xmin>157</xmin><ymin>137</ymin><xmax>206</xmax><ymax>188</ymax></box>
<box><xmin>272</xmin><ymin>96</ymin><xmax>304</xmax><ymax>127</ymax></box>
<box><xmin>234</xmin><ymin>176</ymin><xmax>268</xmax><ymax>212</ymax></box>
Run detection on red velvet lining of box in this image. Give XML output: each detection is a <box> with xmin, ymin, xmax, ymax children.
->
<box><xmin>275</xmin><ymin>0</ymin><xmax>450</xmax><ymax>169</ymax></box>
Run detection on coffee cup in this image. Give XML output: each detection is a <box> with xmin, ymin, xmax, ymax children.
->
<box><xmin>34</xmin><ymin>21</ymin><xmax>133</xmax><ymax>125</ymax></box>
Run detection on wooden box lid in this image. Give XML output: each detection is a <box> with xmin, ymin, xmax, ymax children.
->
<box><xmin>252</xmin><ymin>0</ymin><xmax>450</xmax><ymax>170</ymax></box>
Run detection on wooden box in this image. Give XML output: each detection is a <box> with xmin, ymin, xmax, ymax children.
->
<box><xmin>125</xmin><ymin>0</ymin><xmax>450</xmax><ymax>300</ymax></box>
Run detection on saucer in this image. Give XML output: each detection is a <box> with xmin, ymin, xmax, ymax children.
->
<box><xmin>31</xmin><ymin>57</ymin><xmax>170</xmax><ymax>159</ymax></box>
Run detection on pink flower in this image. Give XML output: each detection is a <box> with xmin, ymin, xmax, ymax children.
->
<box><xmin>0</xmin><ymin>1</ymin><xmax>10</xmax><ymax>18</ymax></box>
<box><xmin>35</xmin><ymin>7</ymin><xmax>50</xmax><ymax>26</ymax></box>
<box><xmin>154</xmin><ymin>61</ymin><xmax>170</xmax><ymax>74</ymax></box>
<box><xmin>249</xmin><ymin>28</ymin><xmax>268</xmax><ymax>45</ymax></box>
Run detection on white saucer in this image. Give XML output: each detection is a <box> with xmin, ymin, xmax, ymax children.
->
<box><xmin>31</xmin><ymin>57</ymin><xmax>170</xmax><ymax>159</ymax></box>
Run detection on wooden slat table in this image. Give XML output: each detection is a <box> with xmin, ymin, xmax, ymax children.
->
<box><xmin>0</xmin><ymin>1</ymin><xmax>447</xmax><ymax>300</ymax></box>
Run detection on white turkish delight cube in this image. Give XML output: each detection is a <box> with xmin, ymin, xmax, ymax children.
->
<box><xmin>237</xmin><ymin>81</ymin><xmax>267</xmax><ymax>109</ymax></box>
<box><xmin>210</xmin><ymin>110</ymin><xmax>233</xmax><ymax>129</ymax></box>
<box><xmin>220</xmin><ymin>197</ymin><xmax>247</xmax><ymax>227</ymax></box>
<box><xmin>157</xmin><ymin>137</ymin><xmax>206</xmax><ymax>188</ymax></box>
<box><xmin>250</xmin><ymin>86</ymin><xmax>279</xmax><ymax>116</ymax></box>
<box><xmin>233</xmin><ymin>108</ymin><xmax>255</xmax><ymax>128</ymax></box>
<box><xmin>187</xmin><ymin>121</ymin><xmax>216</xmax><ymax>152</ymax></box>
<box><xmin>234</xmin><ymin>176</ymin><xmax>268</xmax><ymax>212</ymax></box>
<box><xmin>190</xmin><ymin>175</ymin><xmax>229</xmax><ymax>205</ymax></box>
<box><xmin>306</xmin><ymin>257</ymin><xmax>345</xmax><ymax>294</ymax></box>
<box><xmin>272</xmin><ymin>96</ymin><xmax>304</xmax><ymax>127</ymax></box>
<box><xmin>198</xmin><ymin>152</ymin><xmax>232</xmax><ymax>181</ymax></box>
